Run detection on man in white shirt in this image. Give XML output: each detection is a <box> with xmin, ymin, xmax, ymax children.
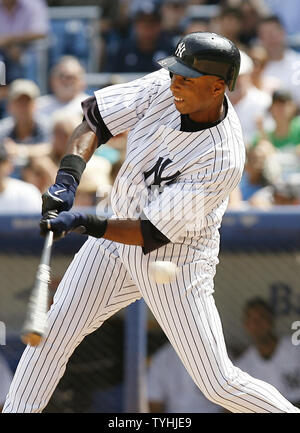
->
<box><xmin>147</xmin><ymin>342</ymin><xmax>222</xmax><ymax>413</ymax></box>
<box><xmin>258</xmin><ymin>15</ymin><xmax>300</xmax><ymax>107</ymax></box>
<box><xmin>236</xmin><ymin>297</ymin><xmax>300</xmax><ymax>408</ymax></box>
<box><xmin>36</xmin><ymin>56</ymin><xmax>89</xmax><ymax>121</ymax></box>
<box><xmin>227</xmin><ymin>50</ymin><xmax>271</xmax><ymax>147</ymax></box>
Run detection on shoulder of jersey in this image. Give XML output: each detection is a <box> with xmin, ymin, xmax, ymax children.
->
<box><xmin>141</xmin><ymin>68</ymin><xmax>171</xmax><ymax>86</ymax></box>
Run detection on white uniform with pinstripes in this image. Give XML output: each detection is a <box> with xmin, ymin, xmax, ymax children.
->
<box><xmin>4</xmin><ymin>69</ymin><xmax>300</xmax><ymax>413</ymax></box>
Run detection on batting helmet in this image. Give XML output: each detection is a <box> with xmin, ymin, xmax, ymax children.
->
<box><xmin>157</xmin><ymin>32</ymin><xmax>241</xmax><ymax>91</ymax></box>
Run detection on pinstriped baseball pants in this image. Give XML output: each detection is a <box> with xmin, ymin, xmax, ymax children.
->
<box><xmin>3</xmin><ymin>237</ymin><xmax>300</xmax><ymax>413</ymax></box>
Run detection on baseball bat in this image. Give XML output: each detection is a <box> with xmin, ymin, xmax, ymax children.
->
<box><xmin>21</xmin><ymin>231</ymin><xmax>54</xmax><ymax>347</ymax></box>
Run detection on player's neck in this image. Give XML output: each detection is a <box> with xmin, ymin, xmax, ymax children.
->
<box><xmin>188</xmin><ymin>99</ymin><xmax>224</xmax><ymax>124</ymax></box>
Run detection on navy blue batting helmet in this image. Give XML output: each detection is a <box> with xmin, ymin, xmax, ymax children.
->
<box><xmin>157</xmin><ymin>32</ymin><xmax>241</xmax><ymax>91</ymax></box>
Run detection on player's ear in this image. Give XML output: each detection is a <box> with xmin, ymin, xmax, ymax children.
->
<box><xmin>213</xmin><ymin>79</ymin><xmax>226</xmax><ymax>97</ymax></box>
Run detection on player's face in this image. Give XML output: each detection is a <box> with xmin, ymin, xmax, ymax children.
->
<box><xmin>170</xmin><ymin>74</ymin><xmax>225</xmax><ymax>122</ymax></box>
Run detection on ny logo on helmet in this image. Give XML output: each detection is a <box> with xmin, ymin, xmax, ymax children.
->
<box><xmin>175</xmin><ymin>42</ymin><xmax>186</xmax><ymax>58</ymax></box>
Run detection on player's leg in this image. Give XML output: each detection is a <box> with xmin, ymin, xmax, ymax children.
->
<box><xmin>123</xmin><ymin>247</ymin><xmax>300</xmax><ymax>413</ymax></box>
<box><xmin>3</xmin><ymin>237</ymin><xmax>141</xmax><ymax>413</ymax></box>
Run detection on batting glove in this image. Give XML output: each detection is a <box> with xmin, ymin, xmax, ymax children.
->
<box><xmin>42</xmin><ymin>172</ymin><xmax>78</xmax><ymax>215</ymax></box>
<box><xmin>40</xmin><ymin>211</ymin><xmax>108</xmax><ymax>240</ymax></box>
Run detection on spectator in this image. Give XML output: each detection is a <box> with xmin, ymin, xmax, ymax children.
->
<box><xmin>253</xmin><ymin>90</ymin><xmax>300</xmax><ymax>151</ymax></box>
<box><xmin>182</xmin><ymin>17</ymin><xmax>210</xmax><ymax>35</ymax></box>
<box><xmin>36</xmin><ymin>56</ymin><xmax>89</xmax><ymax>120</ymax></box>
<box><xmin>214</xmin><ymin>6</ymin><xmax>246</xmax><ymax>50</ymax></box>
<box><xmin>252</xmin><ymin>90</ymin><xmax>300</xmax><ymax>181</ymax></box>
<box><xmin>248</xmin><ymin>45</ymin><xmax>280</xmax><ymax>94</ymax></box>
<box><xmin>22</xmin><ymin>156</ymin><xmax>57</xmax><ymax>194</ymax></box>
<box><xmin>0</xmin><ymin>79</ymin><xmax>50</xmax><ymax>145</ymax></box>
<box><xmin>0</xmin><ymin>353</ymin><xmax>13</xmax><ymax>412</ymax></box>
<box><xmin>0</xmin><ymin>79</ymin><xmax>50</xmax><ymax>178</ymax></box>
<box><xmin>239</xmin><ymin>0</ymin><xmax>267</xmax><ymax>47</ymax></box>
<box><xmin>250</xmin><ymin>180</ymin><xmax>300</xmax><ymax>208</ymax></box>
<box><xmin>227</xmin><ymin>50</ymin><xmax>271</xmax><ymax>147</ymax></box>
<box><xmin>263</xmin><ymin>0</ymin><xmax>300</xmax><ymax>36</ymax></box>
<box><xmin>258</xmin><ymin>15</ymin><xmax>300</xmax><ymax>107</ymax></box>
<box><xmin>0</xmin><ymin>0</ymin><xmax>49</xmax><ymax>83</ymax></box>
<box><xmin>147</xmin><ymin>342</ymin><xmax>222</xmax><ymax>413</ymax></box>
<box><xmin>160</xmin><ymin>0</ymin><xmax>188</xmax><ymax>43</ymax></box>
<box><xmin>0</xmin><ymin>144</ymin><xmax>41</xmax><ymax>213</ymax></box>
<box><xmin>238</xmin><ymin>140</ymin><xmax>279</xmax><ymax>203</ymax></box>
<box><xmin>236</xmin><ymin>297</ymin><xmax>300</xmax><ymax>408</ymax></box>
<box><xmin>104</xmin><ymin>2</ymin><xmax>174</xmax><ymax>73</ymax></box>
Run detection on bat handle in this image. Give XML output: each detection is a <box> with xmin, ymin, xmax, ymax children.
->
<box><xmin>41</xmin><ymin>231</ymin><xmax>53</xmax><ymax>266</ymax></box>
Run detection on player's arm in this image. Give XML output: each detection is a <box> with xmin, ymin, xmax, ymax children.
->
<box><xmin>41</xmin><ymin>120</ymin><xmax>98</xmax><ymax>215</ymax></box>
<box><xmin>41</xmin><ymin>92</ymin><xmax>123</xmax><ymax>216</ymax></box>
<box><xmin>104</xmin><ymin>219</ymin><xmax>144</xmax><ymax>245</ymax></box>
<box><xmin>40</xmin><ymin>212</ymin><xmax>170</xmax><ymax>251</ymax></box>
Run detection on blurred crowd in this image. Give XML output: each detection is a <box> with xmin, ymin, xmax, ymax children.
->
<box><xmin>0</xmin><ymin>0</ymin><xmax>300</xmax><ymax>214</ymax></box>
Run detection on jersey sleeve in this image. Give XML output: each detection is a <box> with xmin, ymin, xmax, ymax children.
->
<box><xmin>142</xmin><ymin>165</ymin><xmax>243</xmax><ymax>244</ymax></box>
<box><xmin>93</xmin><ymin>71</ymin><xmax>167</xmax><ymax>136</ymax></box>
<box><xmin>81</xmin><ymin>96</ymin><xmax>113</xmax><ymax>147</ymax></box>
<box><xmin>140</xmin><ymin>217</ymin><xmax>170</xmax><ymax>254</ymax></box>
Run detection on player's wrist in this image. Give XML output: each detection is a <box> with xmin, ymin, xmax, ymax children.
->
<box><xmin>55</xmin><ymin>172</ymin><xmax>78</xmax><ymax>192</ymax></box>
<box><xmin>81</xmin><ymin>214</ymin><xmax>107</xmax><ymax>238</ymax></box>
<box><xmin>58</xmin><ymin>154</ymin><xmax>86</xmax><ymax>185</ymax></box>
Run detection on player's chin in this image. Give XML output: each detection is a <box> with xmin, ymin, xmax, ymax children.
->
<box><xmin>173</xmin><ymin>100</ymin><xmax>189</xmax><ymax>114</ymax></box>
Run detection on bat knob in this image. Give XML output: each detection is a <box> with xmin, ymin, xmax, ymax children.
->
<box><xmin>21</xmin><ymin>333</ymin><xmax>43</xmax><ymax>347</ymax></box>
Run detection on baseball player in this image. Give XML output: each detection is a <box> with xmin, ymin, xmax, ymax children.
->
<box><xmin>3</xmin><ymin>33</ymin><xmax>300</xmax><ymax>413</ymax></box>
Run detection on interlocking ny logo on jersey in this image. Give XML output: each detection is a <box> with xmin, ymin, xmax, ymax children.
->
<box><xmin>175</xmin><ymin>42</ymin><xmax>186</xmax><ymax>58</ymax></box>
<box><xmin>143</xmin><ymin>157</ymin><xmax>180</xmax><ymax>189</ymax></box>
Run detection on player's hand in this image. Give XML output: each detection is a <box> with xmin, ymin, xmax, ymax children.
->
<box><xmin>40</xmin><ymin>210</ymin><xmax>64</xmax><ymax>240</ymax></box>
<box><xmin>40</xmin><ymin>211</ymin><xmax>108</xmax><ymax>240</ymax></box>
<box><xmin>41</xmin><ymin>172</ymin><xmax>78</xmax><ymax>215</ymax></box>
<box><xmin>40</xmin><ymin>211</ymin><xmax>86</xmax><ymax>240</ymax></box>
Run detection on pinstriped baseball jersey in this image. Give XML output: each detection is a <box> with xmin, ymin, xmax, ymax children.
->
<box><xmin>95</xmin><ymin>68</ymin><xmax>245</xmax><ymax>261</ymax></box>
<box><xmin>4</xmin><ymin>68</ymin><xmax>300</xmax><ymax>414</ymax></box>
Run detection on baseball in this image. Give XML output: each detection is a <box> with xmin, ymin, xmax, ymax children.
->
<box><xmin>149</xmin><ymin>261</ymin><xmax>178</xmax><ymax>284</ymax></box>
